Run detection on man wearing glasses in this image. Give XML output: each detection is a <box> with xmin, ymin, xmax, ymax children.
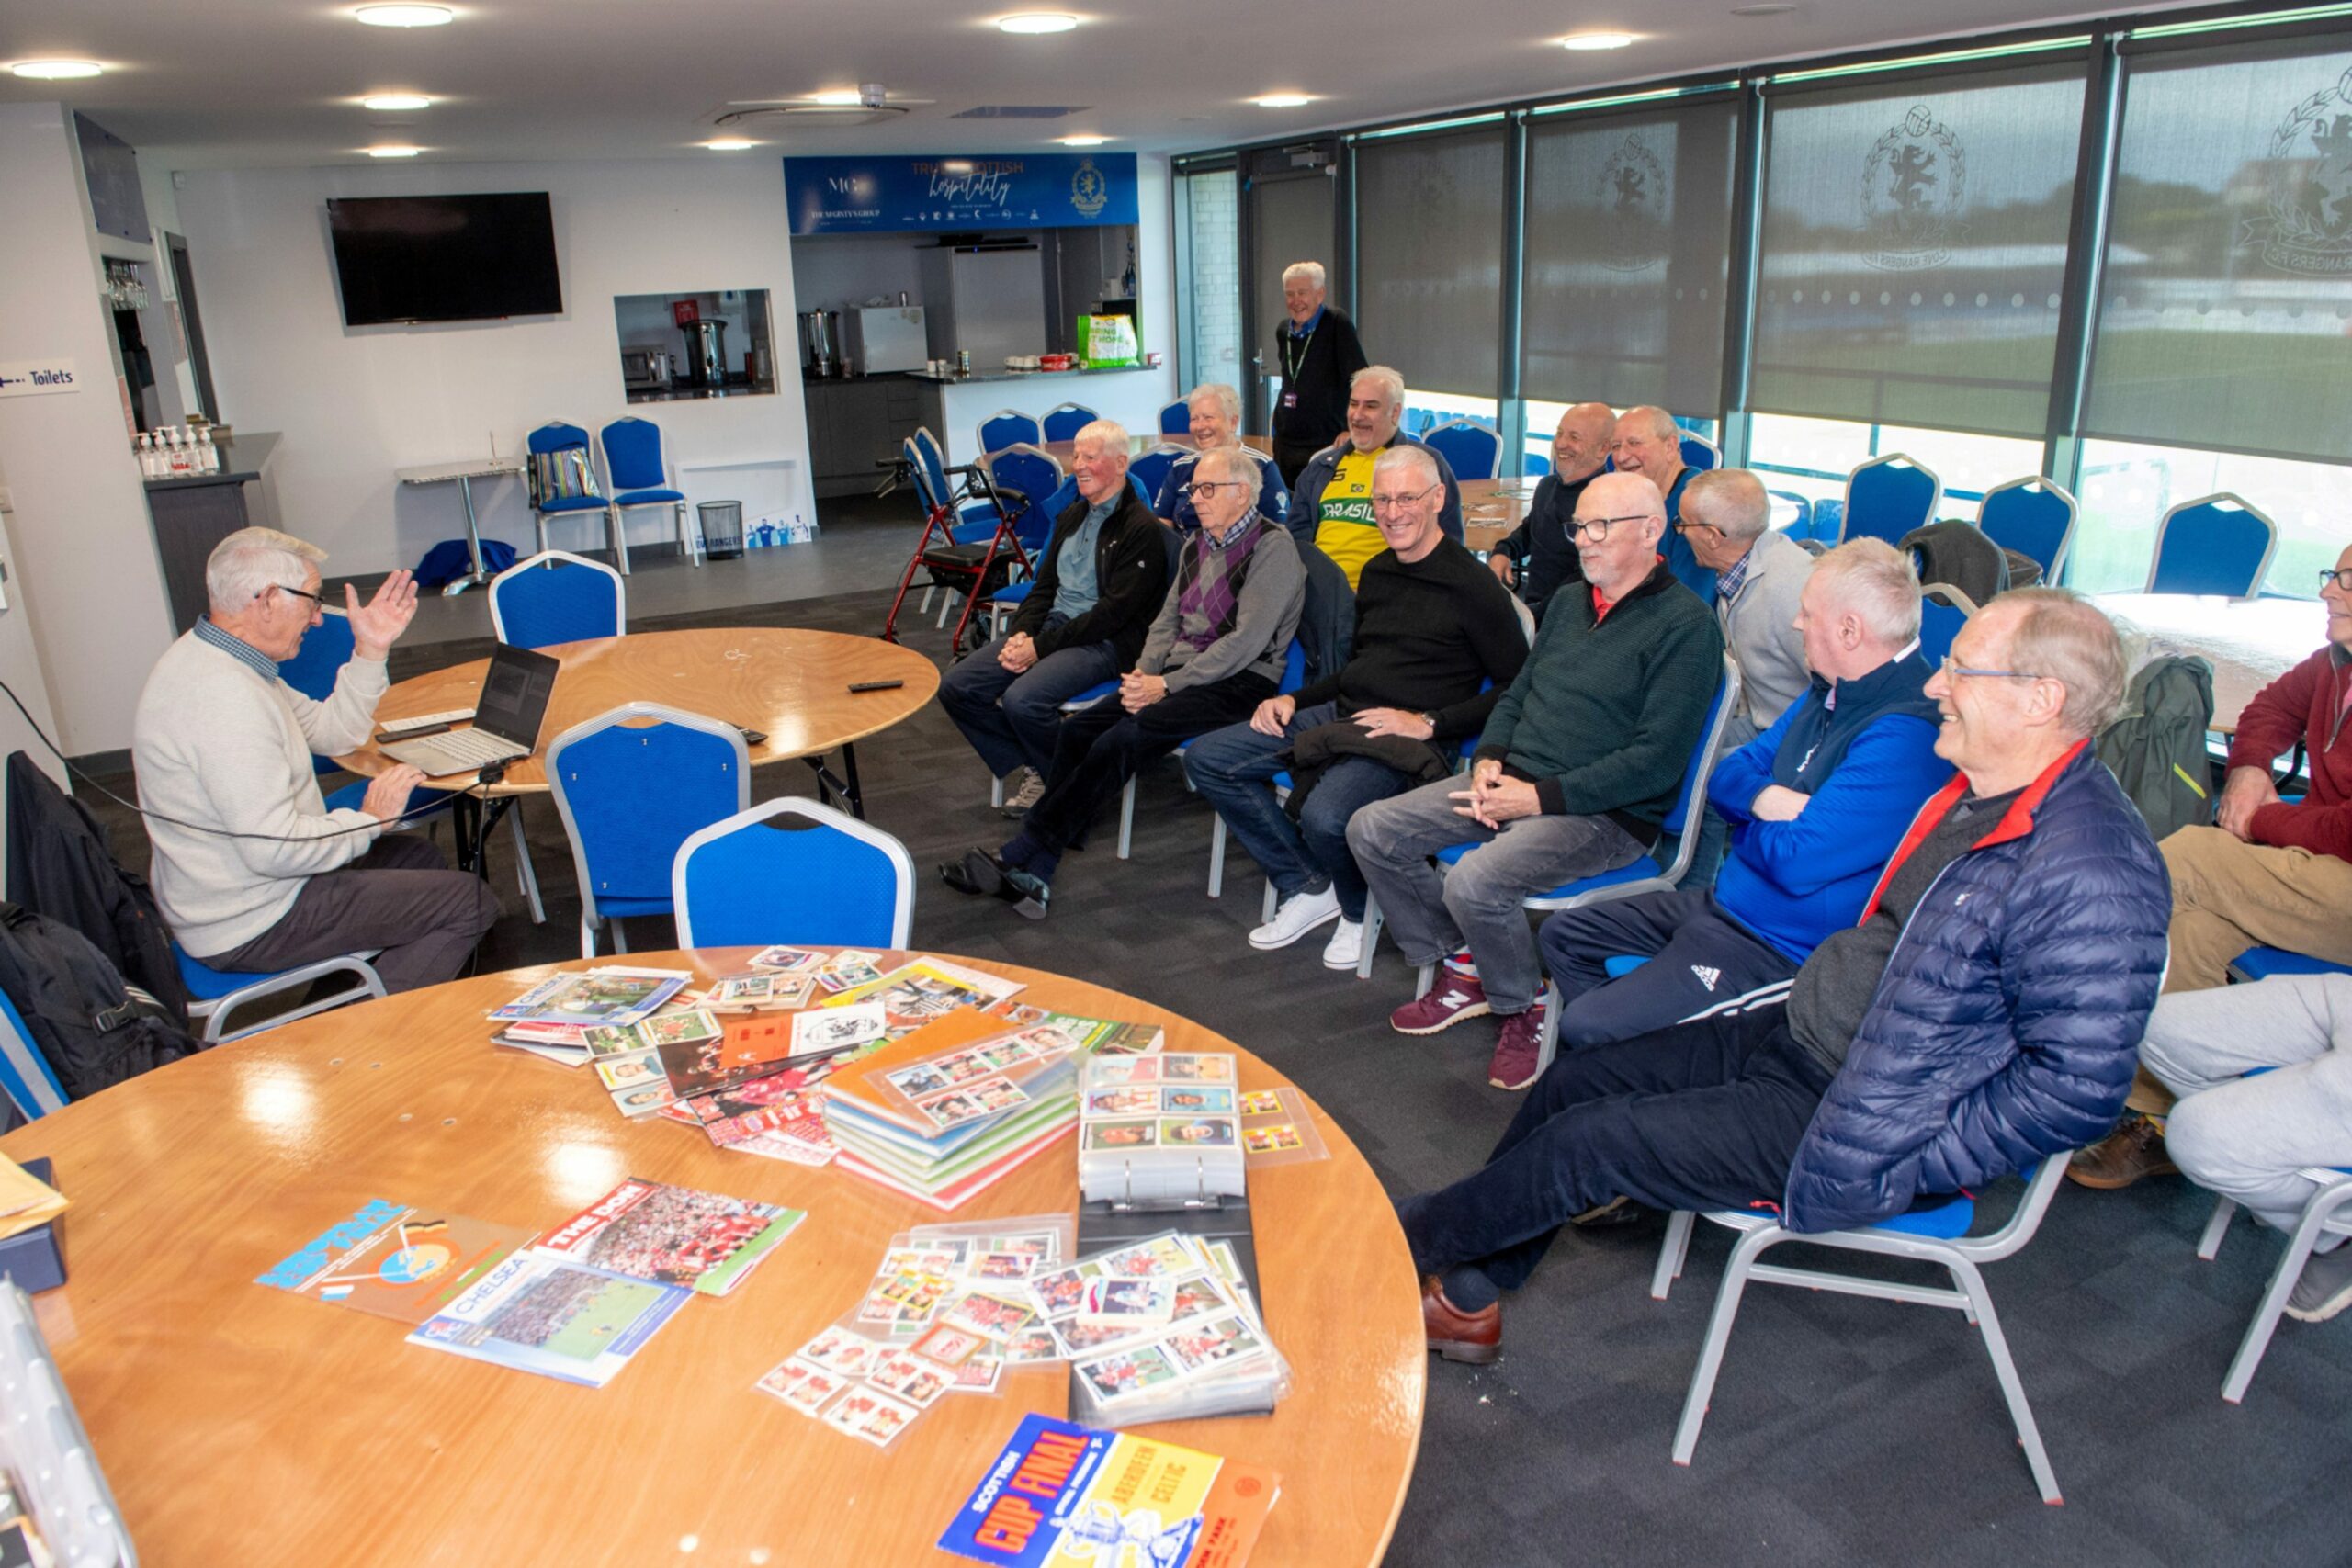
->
<box><xmin>2072</xmin><ymin>545</ymin><xmax>2352</xmax><ymax>1191</ymax></box>
<box><xmin>131</xmin><ymin>527</ymin><xmax>498</xmax><ymax>993</ymax></box>
<box><xmin>1403</xmin><ymin>589</ymin><xmax>2169</xmax><ymax>1364</ymax></box>
<box><xmin>1186</xmin><ymin>445</ymin><xmax>1531</xmax><ymax>969</ymax></box>
<box><xmin>1348</xmin><ymin>471</ymin><xmax>1724</xmax><ymax>1085</ymax></box>
<box><xmin>938</xmin><ymin>420</ymin><xmax>1171</xmax><ymax>818</ymax></box>
<box><xmin>942</xmin><ymin>446</ymin><xmax>1304</xmax><ymax>919</ymax></box>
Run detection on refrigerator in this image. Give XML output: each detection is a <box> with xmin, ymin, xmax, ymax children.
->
<box><xmin>844</xmin><ymin>305</ymin><xmax>929</xmax><ymax>375</ymax></box>
<box><xmin>919</xmin><ymin>246</ymin><xmax>1049</xmax><ymax>370</ymax></box>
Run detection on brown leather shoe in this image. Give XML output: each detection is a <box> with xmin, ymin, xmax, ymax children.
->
<box><xmin>1421</xmin><ymin>1275</ymin><xmax>1501</xmax><ymax>1364</ymax></box>
<box><xmin>2067</xmin><ymin>1114</ymin><xmax>2177</xmax><ymax>1190</ymax></box>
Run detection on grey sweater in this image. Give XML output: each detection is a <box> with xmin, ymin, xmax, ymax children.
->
<box><xmin>1716</xmin><ymin>528</ymin><xmax>1815</xmax><ymax>749</ymax></box>
<box><xmin>1137</xmin><ymin>521</ymin><xmax>1306</xmax><ymax>692</ymax></box>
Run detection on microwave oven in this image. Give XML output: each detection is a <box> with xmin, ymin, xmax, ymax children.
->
<box><xmin>621</xmin><ymin>348</ymin><xmax>671</xmax><ymax>388</ymax></box>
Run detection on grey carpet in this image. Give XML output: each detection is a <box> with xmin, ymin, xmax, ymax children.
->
<box><xmin>82</xmin><ymin>582</ymin><xmax>2352</xmax><ymax>1567</ymax></box>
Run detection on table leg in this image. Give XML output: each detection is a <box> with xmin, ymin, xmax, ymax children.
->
<box><xmin>450</xmin><ymin>794</ymin><xmax>503</xmax><ymax>877</ymax></box>
<box><xmin>442</xmin><ymin>475</ymin><xmax>496</xmax><ymax>598</ymax></box>
<box><xmin>801</xmin><ymin>744</ymin><xmax>865</xmax><ymax>819</ymax></box>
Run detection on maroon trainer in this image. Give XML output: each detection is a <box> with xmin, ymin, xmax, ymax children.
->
<box><xmin>1390</xmin><ymin>967</ymin><xmax>1490</xmax><ymax>1036</ymax></box>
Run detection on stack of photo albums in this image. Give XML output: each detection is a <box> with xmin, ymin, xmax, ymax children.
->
<box><xmin>1077</xmin><ymin>1054</ymin><xmax>1247</xmax><ymax>1206</ymax></box>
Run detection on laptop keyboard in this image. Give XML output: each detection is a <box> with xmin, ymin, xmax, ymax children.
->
<box><xmin>391</xmin><ymin>727</ymin><xmax>520</xmax><ymax>773</ymax></box>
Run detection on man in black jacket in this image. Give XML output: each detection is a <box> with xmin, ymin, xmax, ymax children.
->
<box><xmin>1270</xmin><ymin>261</ymin><xmax>1370</xmax><ymax>488</ymax></box>
<box><xmin>1487</xmin><ymin>402</ymin><xmax>1613</xmax><ymax>619</ymax></box>
<box><xmin>938</xmin><ymin>420</ymin><xmax>1172</xmax><ymax>815</ymax></box>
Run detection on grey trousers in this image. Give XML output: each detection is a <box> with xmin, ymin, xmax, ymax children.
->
<box><xmin>1347</xmin><ymin>769</ymin><xmax>1645</xmax><ymax>1015</ymax></box>
<box><xmin>2140</xmin><ymin>973</ymin><xmax>2352</xmax><ymax>1238</ymax></box>
<box><xmin>199</xmin><ymin>834</ymin><xmax>500</xmax><ymax>996</ymax></box>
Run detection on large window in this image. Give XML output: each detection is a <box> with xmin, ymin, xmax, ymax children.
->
<box><xmin>1174</xmin><ymin>166</ymin><xmax>1241</xmax><ymax>394</ymax></box>
<box><xmin>1521</xmin><ymin>93</ymin><xmax>1738</xmax><ymax>414</ymax></box>
<box><xmin>2073</xmin><ymin>440</ymin><xmax>2347</xmax><ymax>596</ymax></box>
<box><xmin>1750</xmin><ymin>57</ymin><xmax>2087</xmax><ymax>438</ymax></box>
<box><xmin>1352</xmin><ymin>122</ymin><xmax>1507</xmax><ymax>398</ymax></box>
<box><xmin>2082</xmin><ymin>28</ymin><xmax>2352</xmax><ymax>467</ymax></box>
<box><xmin>1747</xmin><ymin>412</ymin><xmax>2044</xmax><ymax>529</ymax></box>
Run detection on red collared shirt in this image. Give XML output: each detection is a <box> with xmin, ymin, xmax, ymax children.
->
<box><xmin>1589</xmin><ymin>555</ymin><xmax>1667</xmax><ymax>625</ymax></box>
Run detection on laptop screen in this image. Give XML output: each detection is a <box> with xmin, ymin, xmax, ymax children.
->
<box><xmin>476</xmin><ymin>644</ymin><xmax>560</xmax><ymax>748</ymax></box>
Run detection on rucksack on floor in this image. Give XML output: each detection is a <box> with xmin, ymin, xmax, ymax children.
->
<box><xmin>0</xmin><ymin>901</ymin><xmax>201</xmax><ymax>1102</ymax></box>
<box><xmin>2097</xmin><ymin>654</ymin><xmax>2217</xmax><ymax>842</ymax></box>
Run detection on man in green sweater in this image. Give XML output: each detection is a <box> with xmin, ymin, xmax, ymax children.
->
<box><xmin>1349</xmin><ymin>471</ymin><xmax>1726</xmax><ymax>1087</ymax></box>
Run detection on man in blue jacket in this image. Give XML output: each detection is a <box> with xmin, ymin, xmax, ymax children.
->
<box><xmin>1536</xmin><ymin>538</ymin><xmax>1951</xmax><ymax>1059</ymax></box>
<box><xmin>1399</xmin><ymin>589</ymin><xmax>2171</xmax><ymax>1363</ymax></box>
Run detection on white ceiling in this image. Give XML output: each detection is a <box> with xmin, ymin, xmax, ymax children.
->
<box><xmin>2</xmin><ymin>0</ymin><xmax>2209</xmax><ymax>171</ymax></box>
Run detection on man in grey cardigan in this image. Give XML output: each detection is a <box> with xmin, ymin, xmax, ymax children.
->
<box><xmin>1671</xmin><ymin>468</ymin><xmax>1813</xmax><ymax>886</ymax></box>
<box><xmin>132</xmin><ymin>527</ymin><xmax>498</xmax><ymax>993</ymax></box>
<box><xmin>943</xmin><ymin>446</ymin><xmax>1306</xmax><ymax>919</ymax></box>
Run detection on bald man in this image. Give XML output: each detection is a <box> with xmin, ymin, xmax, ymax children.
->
<box><xmin>1611</xmin><ymin>406</ymin><xmax>1713</xmax><ymax>605</ymax></box>
<box><xmin>1488</xmin><ymin>402</ymin><xmax>1613</xmax><ymax>620</ymax></box>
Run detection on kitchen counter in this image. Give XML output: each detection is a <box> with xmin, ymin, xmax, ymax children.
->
<box><xmin>626</xmin><ymin>376</ymin><xmax>777</xmax><ymax>405</ymax></box>
<box><xmin>141</xmin><ymin>431</ymin><xmax>278</xmax><ymax>491</ymax></box>
<box><xmin>906</xmin><ymin>365</ymin><xmax>1157</xmax><ymax>386</ymax></box>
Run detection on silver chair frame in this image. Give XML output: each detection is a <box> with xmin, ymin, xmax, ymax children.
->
<box><xmin>2194</xmin><ymin>1167</ymin><xmax>2352</xmax><ymax>1403</ymax></box>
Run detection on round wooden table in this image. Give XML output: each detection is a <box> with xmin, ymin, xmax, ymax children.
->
<box><xmin>2094</xmin><ymin>592</ymin><xmax>2323</xmax><ymax>734</ymax></box>
<box><xmin>335</xmin><ymin>627</ymin><xmax>938</xmax><ymax>803</ymax></box>
<box><xmin>2</xmin><ymin>951</ymin><xmax>1425</xmax><ymax>1565</ymax></box>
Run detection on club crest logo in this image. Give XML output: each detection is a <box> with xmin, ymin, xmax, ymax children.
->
<box><xmin>1070</xmin><ymin>157</ymin><xmax>1109</xmax><ymax>219</ymax></box>
<box><xmin>1599</xmin><ymin>132</ymin><xmax>1668</xmax><ymax>272</ymax></box>
<box><xmin>2252</xmin><ymin>66</ymin><xmax>2352</xmax><ymax>276</ymax></box>
<box><xmin>1860</xmin><ymin>104</ymin><xmax>1965</xmax><ymax>271</ymax></box>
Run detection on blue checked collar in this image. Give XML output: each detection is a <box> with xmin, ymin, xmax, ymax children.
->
<box><xmin>194</xmin><ymin>615</ymin><xmax>284</xmax><ymax>683</ymax></box>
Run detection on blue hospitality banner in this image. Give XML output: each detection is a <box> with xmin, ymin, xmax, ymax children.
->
<box><xmin>785</xmin><ymin>153</ymin><xmax>1138</xmax><ymax>235</ymax></box>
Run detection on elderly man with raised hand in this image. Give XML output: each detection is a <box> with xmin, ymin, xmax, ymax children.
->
<box><xmin>941</xmin><ymin>445</ymin><xmax>1305</xmax><ymax>919</ymax></box>
<box><xmin>1348</xmin><ymin>470</ymin><xmax>1724</xmax><ymax>1089</ymax></box>
<box><xmin>1155</xmin><ymin>382</ymin><xmax>1288</xmax><ymax>534</ymax></box>
<box><xmin>132</xmin><ymin>526</ymin><xmax>499</xmax><ymax>995</ymax></box>
<box><xmin>1611</xmin><ymin>405</ymin><xmax>1713</xmax><ymax>604</ymax></box>
<box><xmin>2072</xmin><ymin>542</ymin><xmax>2352</xmax><ymax>1190</ymax></box>
<box><xmin>1487</xmin><ymin>401</ymin><xmax>1614</xmax><ymax>620</ymax></box>
<box><xmin>1290</xmin><ymin>365</ymin><xmax>1464</xmax><ymax>590</ymax></box>
<box><xmin>1186</xmin><ymin>445</ymin><xmax>1530</xmax><ymax>969</ymax></box>
<box><xmin>1269</xmin><ymin>260</ymin><xmax>1370</xmax><ymax>488</ymax></box>
<box><xmin>937</xmin><ymin>418</ymin><xmax>1170</xmax><ymax>817</ymax></box>
<box><xmin>1402</xmin><ymin>589</ymin><xmax>2171</xmax><ymax>1364</ymax></box>
<box><xmin>1535</xmin><ymin>538</ymin><xmax>1951</xmax><ymax>1077</ymax></box>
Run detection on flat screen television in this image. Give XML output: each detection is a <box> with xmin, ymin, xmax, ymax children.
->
<box><xmin>326</xmin><ymin>192</ymin><xmax>562</xmax><ymax>326</ymax></box>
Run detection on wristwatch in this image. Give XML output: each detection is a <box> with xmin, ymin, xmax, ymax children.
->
<box><xmin>1417</xmin><ymin>712</ymin><xmax>1439</xmax><ymax>738</ymax></box>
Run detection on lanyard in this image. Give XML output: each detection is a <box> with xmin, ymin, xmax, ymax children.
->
<box><xmin>1281</xmin><ymin>321</ymin><xmax>1317</xmax><ymax>382</ymax></box>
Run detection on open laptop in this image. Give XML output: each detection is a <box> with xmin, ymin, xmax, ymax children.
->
<box><xmin>379</xmin><ymin>644</ymin><xmax>560</xmax><ymax>777</ymax></box>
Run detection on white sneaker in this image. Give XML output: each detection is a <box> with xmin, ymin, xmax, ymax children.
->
<box><xmin>1321</xmin><ymin>918</ymin><xmax>1364</xmax><ymax>970</ymax></box>
<box><xmin>1249</xmin><ymin>886</ymin><xmax>1341</xmax><ymax>950</ymax></box>
<box><xmin>1000</xmin><ymin>767</ymin><xmax>1046</xmax><ymax>817</ymax></box>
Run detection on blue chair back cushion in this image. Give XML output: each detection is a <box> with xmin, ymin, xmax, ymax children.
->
<box><xmin>495</xmin><ymin>559</ymin><xmax>622</xmax><ymax>649</ymax></box>
<box><xmin>1159</xmin><ymin>401</ymin><xmax>1191</xmax><ymax>436</ymax></box>
<box><xmin>681</xmin><ymin>817</ymin><xmax>903</xmax><ymax>948</ymax></box>
<box><xmin>980</xmin><ymin>412</ymin><xmax>1045</xmax><ymax>454</ymax></box>
<box><xmin>1041</xmin><ymin>406</ymin><xmax>1098</xmax><ymax>444</ymax></box>
<box><xmin>1425</xmin><ymin>423</ymin><xmax>1501</xmax><ymax>482</ymax></box>
<box><xmin>1978</xmin><ymin>484</ymin><xmax>2072</xmax><ymax>579</ymax></box>
<box><xmin>1845</xmin><ymin>462</ymin><xmax>1937</xmax><ymax>547</ymax></box>
<box><xmin>559</xmin><ymin>722</ymin><xmax>743</xmax><ymax>908</ymax></box>
<box><xmin>599</xmin><ymin>417</ymin><xmax>668</xmax><ymax>492</ymax></box>
<box><xmin>2150</xmin><ymin>502</ymin><xmax>2271</xmax><ymax>598</ymax></box>
<box><xmin>1917</xmin><ymin>600</ymin><xmax>1967</xmax><ymax>668</ymax></box>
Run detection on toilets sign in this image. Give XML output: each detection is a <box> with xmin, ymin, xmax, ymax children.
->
<box><xmin>0</xmin><ymin>359</ymin><xmax>79</xmax><ymax>399</ymax></box>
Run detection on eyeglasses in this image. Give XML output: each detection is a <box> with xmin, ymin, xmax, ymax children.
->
<box><xmin>1370</xmin><ymin>485</ymin><xmax>1439</xmax><ymax>511</ymax></box>
<box><xmin>2319</xmin><ymin>567</ymin><xmax>2352</xmax><ymax>592</ymax></box>
<box><xmin>1182</xmin><ymin>479</ymin><xmax>1242</xmax><ymax>501</ymax></box>
<box><xmin>1670</xmin><ymin>519</ymin><xmax>1722</xmax><ymax>536</ymax></box>
<box><xmin>1937</xmin><ymin>655</ymin><xmax>2042</xmax><ymax>682</ymax></box>
<box><xmin>272</xmin><ymin>583</ymin><xmax>324</xmax><ymax>607</ymax></box>
<box><xmin>1565</xmin><ymin>513</ymin><xmax>1657</xmax><ymax>542</ymax></box>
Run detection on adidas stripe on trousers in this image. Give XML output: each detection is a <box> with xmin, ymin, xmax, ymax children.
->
<box><xmin>1537</xmin><ymin>886</ymin><xmax>1800</xmax><ymax>1053</ymax></box>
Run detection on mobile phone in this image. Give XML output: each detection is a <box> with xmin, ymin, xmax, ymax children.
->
<box><xmin>847</xmin><ymin>680</ymin><xmax>905</xmax><ymax>693</ymax></box>
<box><xmin>378</xmin><ymin>722</ymin><xmax>450</xmax><ymax>742</ymax></box>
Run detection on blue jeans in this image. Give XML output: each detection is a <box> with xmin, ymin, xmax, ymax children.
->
<box><xmin>936</xmin><ymin>626</ymin><xmax>1121</xmax><ymax>779</ymax></box>
<box><xmin>1182</xmin><ymin>703</ymin><xmax>1408</xmax><ymax>921</ymax></box>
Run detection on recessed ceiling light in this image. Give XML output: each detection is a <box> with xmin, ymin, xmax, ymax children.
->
<box><xmin>1560</xmin><ymin>31</ymin><xmax>1638</xmax><ymax>49</ymax></box>
<box><xmin>360</xmin><ymin>93</ymin><xmax>433</xmax><ymax>111</ymax></box>
<box><xmin>810</xmin><ymin>88</ymin><xmax>865</xmax><ymax>106</ymax></box>
<box><xmin>706</xmin><ymin>139</ymin><xmax>757</xmax><ymax>151</ymax></box>
<box><xmin>1254</xmin><ymin>94</ymin><xmax>1313</xmax><ymax>108</ymax></box>
<box><xmin>10</xmin><ymin>60</ymin><xmax>105</xmax><ymax>80</ymax></box>
<box><xmin>366</xmin><ymin>144</ymin><xmax>422</xmax><ymax>158</ymax></box>
<box><xmin>354</xmin><ymin>5</ymin><xmax>454</xmax><ymax>27</ymax></box>
<box><xmin>997</xmin><ymin>13</ymin><xmax>1078</xmax><ymax>34</ymax></box>
<box><xmin>1057</xmin><ymin>134</ymin><xmax>1108</xmax><ymax>146</ymax></box>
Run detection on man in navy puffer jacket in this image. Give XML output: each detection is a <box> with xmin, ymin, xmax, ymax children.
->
<box><xmin>1400</xmin><ymin>589</ymin><xmax>2171</xmax><ymax>1363</ymax></box>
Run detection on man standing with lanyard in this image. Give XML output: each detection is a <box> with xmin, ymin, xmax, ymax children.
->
<box><xmin>1269</xmin><ymin>261</ymin><xmax>1368</xmax><ymax>488</ymax></box>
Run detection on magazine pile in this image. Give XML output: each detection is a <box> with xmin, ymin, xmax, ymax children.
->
<box><xmin>1077</xmin><ymin>1053</ymin><xmax>1247</xmax><ymax>1205</ymax></box>
<box><xmin>257</xmin><ymin>1179</ymin><xmax>805</xmax><ymax>1389</ymax></box>
<box><xmin>937</xmin><ymin>1414</ymin><xmax>1279</xmax><ymax>1568</ymax></box>
<box><xmin>820</xmin><ymin>1009</ymin><xmax>1164</xmax><ymax>1211</ymax></box>
<box><xmin>756</xmin><ymin>1214</ymin><xmax>1074</xmax><ymax>1447</ymax></box>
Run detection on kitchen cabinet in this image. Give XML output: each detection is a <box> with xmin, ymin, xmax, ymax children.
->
<box><xmin>803</xmin><ymin>377</ymin><xmax>943</xmax><ymax>499</ymax></box>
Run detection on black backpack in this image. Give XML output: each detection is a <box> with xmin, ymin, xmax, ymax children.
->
<box><xmin>0</xmin><ymin>900</ymin><xmax>202</xmax><ymax>1104</ymax></box>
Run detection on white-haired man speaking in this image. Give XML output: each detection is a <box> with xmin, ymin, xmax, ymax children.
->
<box><xmin>132</xmin><ymin>527</ymin><xmax>497</xmax><ymax>993</ymax></box>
